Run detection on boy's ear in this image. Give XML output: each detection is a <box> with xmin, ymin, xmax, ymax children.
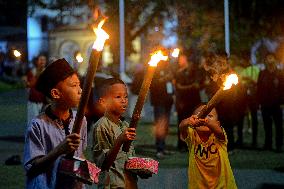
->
<box><xmin>50</xmin><ymin>88</ymin><xmax>61</xmax><ymax>99</ymax></box>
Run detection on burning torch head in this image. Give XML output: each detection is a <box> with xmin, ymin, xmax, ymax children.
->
<box><xmin>148</xmin><ymin>50</ymin><xmax>168</xmax><ymax>67</ymax></box>
<box><xmin>92</xmin><ymin>19</ymin><xmax>109</xmax><ymax>51</ymax></box>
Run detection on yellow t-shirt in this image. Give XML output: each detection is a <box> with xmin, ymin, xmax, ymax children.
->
<box><xmin>185</xmin><ymin>127</ymin><xmax>237</xmax><ymax>189</ymax></box>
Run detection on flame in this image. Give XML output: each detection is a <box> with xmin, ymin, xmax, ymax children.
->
<box><xmin>13</xmin><ymin>50</ymin><xmax>21</xmax><ymax>57</ymax></box>
<box><xmin>75</xmin><ymin>53</ymin><xmax>84</xmax><ymax>63</ymax></box>
<box><xmin>171</xmin><ymin>48</ymin><xmax>180</xmax><ymax>58</ymax></box>
<box><xmin>92</xmin><ymin>19</ymin><xmax>109</xmax><ymax>51</ymax></box>
<box><xmin>148</xmin><ymin>50</ymin><xmax>168</xmax><ymax>67</ymax></box>
<box><xmin>223</xmin><ymin>73</ymin><xmax>238</xmax><ymax>90</ymax></box>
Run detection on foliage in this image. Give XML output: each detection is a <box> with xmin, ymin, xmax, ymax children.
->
<box><xmin>0</xmin><ymin>80</ymin><xmax>24</xmax><ymax>93</ymax></box>
<box><xmin>229</xmin><ymin>0</ymin><xmax>284</xmax><ymax>54</ymax></box>
<box><xmin>28</xmin><ymin>0</ymin><xmax>284</xmax><ymax>64</ymax></box>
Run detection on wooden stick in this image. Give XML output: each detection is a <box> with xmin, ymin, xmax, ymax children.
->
<box><xmin>197</xmin><ymin>88</ymin><xmax>223</xmax><ymax>118</ymax></box>
<box><xmin>72</xmin><ymin>50</ymin><xmax>101</xmax><ymax>134</ymax></box>
<box><xmin>66</xmin><ymin>50</ymin><xmax>101</xmax><ymax>159</ymax></box>
<box><xmin>122</xmin><ymin>65</ymin><xmax>156</xmax><ymax>152</ymax></box>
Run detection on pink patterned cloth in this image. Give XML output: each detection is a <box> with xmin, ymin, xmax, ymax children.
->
<box><xmin>59</xmin><ymin>157</ymin><xmax>101</xmax><ymax>184</ymax></box>
<box><xmin>125</xmin><ymin>157</ymin><xmax>159</xmax><ymax>174</ymax></box>
<box><xmin>86</xmin><ymin>160</ymin><xmax>101</xmax><ymax>184</ymax></box>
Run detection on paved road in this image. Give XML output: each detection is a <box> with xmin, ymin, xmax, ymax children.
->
<box><xmin>137</xmin><ymin>168</ymin><xmax>284</xmax><ymax>189</ymax></box>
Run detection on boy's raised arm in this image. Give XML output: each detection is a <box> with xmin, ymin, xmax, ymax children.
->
<box><xmin>179</xmin><ymin>118</ymin><xmax>190</xmax><ymax>141</ymax></box>
<box><xmin>179</xmin><ymin>115</ymin><xmax>201</xmax><ymax>140</ymax></box>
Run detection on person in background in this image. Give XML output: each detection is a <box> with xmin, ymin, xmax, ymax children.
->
<box><xmin>150</xmin><ymin>60</ymin><xmax>174</xmax><ymax>159</ymax></box>
<box><xmin>257</xmin><ymin>53</ymin><xmax>283</xmax><ymax>152</ymax></box>
<box><xmin>174</xmin><ymin>54</ymin><xmax>201</xmax><ymax>152</ymax></box>
<box><xmin>0</xmin><ymin>50</ymin><xmax>5</xmax><ymax>77</ymax></box>
<box><xmin>240</xmin><ymin>52</ymin><xmax>260</xmax><ymax>148</ymax></box>
<box><xmin>25</xmin><ymin>54</ymin><xmax>47</xmax><ymax>127</ymax></box>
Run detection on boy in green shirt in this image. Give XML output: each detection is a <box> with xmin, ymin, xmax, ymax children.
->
<box><xmin>90</xmin><ymin>78</ymin><xmax>138</xmax><ymax>188</ymax></box>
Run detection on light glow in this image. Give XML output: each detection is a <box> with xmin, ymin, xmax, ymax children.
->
<box><xmin>13</xmin><ymin>50</ymin><xmax>21</xmax><ymax>58</ymax></box>
<box><xmin>75</xmin><ymin>53</ymin><xmax>83</xmax><ymax>63</ymax></box>
<box><xmin>171</xmin><ymin>48</ymin><xmax>180</xmax><ymax>58</ymax></box>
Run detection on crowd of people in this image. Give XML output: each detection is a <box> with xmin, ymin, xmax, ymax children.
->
<box><xmin>18</xmin><ymin>49</ymin><xmax>284</xmax><ymax>188</ymax></box>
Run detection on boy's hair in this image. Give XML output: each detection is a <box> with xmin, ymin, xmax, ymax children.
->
<box><xmin>98</xmin><ymin>77</ymin><xmax>126</xmax><ymax>98</ymax></box>
<box><xmin>35</xmin><ymin>58</ymin><xmax>75</xmax><ymax>98</ymax></box>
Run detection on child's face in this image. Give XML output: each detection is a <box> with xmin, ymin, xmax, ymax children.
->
<box><xmin>54</xmin><ymin>74</ymin><xmax>82</xmax><ymax>108</ymax></box>
<box><xmin>103</xmin><ymin>83</ymin><xmax>128</xmax><ymax>117</ymax></box>
<box><xmin>194</xmin><ymin>106</ymin><xmax>218</xmax><ymax>132</ymax></box>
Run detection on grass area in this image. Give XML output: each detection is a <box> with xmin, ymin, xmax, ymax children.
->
<box><xmin>0</xmin><ymin>80</ymin><xmax>24</xmax><ymax>93</ymax></box>
<box><xmin>0</xmin><ymin>89</ymin><xmax>27</xmax><ymax>136</ymax></box>
<box><xmin>0</xmin><ymin>165</ymin><xmax>25</xmax><ymax>189</ymax></box>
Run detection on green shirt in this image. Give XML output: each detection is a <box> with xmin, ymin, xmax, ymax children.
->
<box><xmin>91</xmin><ymin>116</ymin><xmax>136</xmax><ymax>189</ymax></box>
<box><xmin>240</xmin><ymin>65</ymin><xmax>260</xmax><ymax>83</ymax></box>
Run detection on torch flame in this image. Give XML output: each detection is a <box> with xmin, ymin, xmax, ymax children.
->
<box><xmin>92</xmin><ymin>19</ymin><xmax>109</xmax><ymax>51</ymax></box>
<box><xmin>223</xmin><ymin>73</ymin><xmax>238</xmax><ymax>90</ymax></box>
<box><xmin>13</xmin><ymin>50</ymin><xmax>21</xmax><ymax>58</ymax></box>
<box><xmin>75</xmin><ymin>53</ymin><xmax>84</xmax><ymax>63</ymax></box>
<box><xmin>148</xmin><ymin>50</ymin><xmax>168</xmax><ymax>67</ymax></box>
<box><xmin>171</xmin><ymin>48</ymin><xmax>180</xmax><ymax>58</ymax></box>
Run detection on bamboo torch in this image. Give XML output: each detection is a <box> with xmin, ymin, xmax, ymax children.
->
<box><xmin>197</xmin><ymin>73</ymin><xmax>238</xmax><ymax>118</ymax></box>
<box><xmin>122</xmin><ymin>50</ymin><xmax>168</xmax><ymax>152</ymax></box>
<box><xmin>72</xmin><ymin>19</ymin><xmax>109</xmax><ymax>134</ymax></box>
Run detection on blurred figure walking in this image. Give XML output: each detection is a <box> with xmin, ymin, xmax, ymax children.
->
<box><xmin>174</xmin><ymin>54</ymin><xmax>201</xmax><ymax>152</ymax></box>
<box><xmin>25</xmin><ymin>54</ymin><xmax>47</xmax><ymax>126</ymax></box>
<box><xmin>150</xmin><ymin>60</ymin><xmax>174</xmax><ymax>159</ymax></box>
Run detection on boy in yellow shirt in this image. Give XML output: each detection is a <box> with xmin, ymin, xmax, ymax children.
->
<box><xmin>179</xmin><ymin>105</ymin><xmax>237</xmax><ymax>189</ymax></box>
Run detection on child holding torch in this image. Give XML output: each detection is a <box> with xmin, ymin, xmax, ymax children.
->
<box><xmin>91</xmin><ymin>78</ymin><xmax>151</xmax><ymax>189</ymax></box>
<box><xmin>179</xmin><ymin>104</ymin><xmax>237</xmax><ymax>189</ymax></box>
<box><xmin>23</xmin><ymin>59</ymin><xmax>87</xmax><ymax>189</ymax></box>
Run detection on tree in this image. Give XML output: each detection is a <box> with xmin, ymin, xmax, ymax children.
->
<box><xmin>230</xmin><ymin>0</ymin><xmax>284</xmax><ymax>54</ymax></box>
<box><xmin>29</xmin><ymin>0</ymin><xmax>284</xmax><ymax>66</ymax></box>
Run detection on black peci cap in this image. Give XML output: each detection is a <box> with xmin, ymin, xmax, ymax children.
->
<box><xmin>35</xmin><ymin>58</ymin><xmax>75</xmax><ymax>98</ymax></box>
